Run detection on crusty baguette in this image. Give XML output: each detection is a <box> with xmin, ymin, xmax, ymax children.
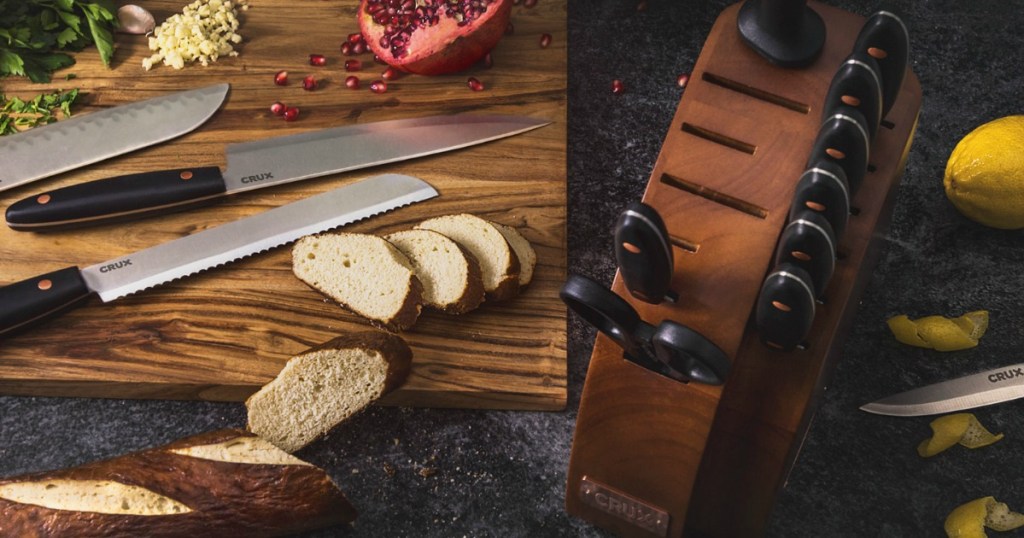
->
<box><xmin>416</xmin><ymin>214</ymin><xmax>521</xmax><ymax>301</ymax></box>
<box><xmin>491</xmin><ymin>222</ymin><xmax>537</xmax><ymax>289</ymax></box>
<box><xmin>0</xmin><ymin>429</ymin><xmax>356</xmax><ymax>538</ymax></box>
<box><xmin>292</xmin><ymin>233</ymin><xmax>423</xmax><ymax>331</ymax></box>
<box><xmin>384</xmin><ymin>229</ymin><xmax>485</xmax><ymax>314</ymax></box>
<box><xmin>246</xmin><ymin>331</ymin><xmax>412</xmax><ymax>453</ymax></box>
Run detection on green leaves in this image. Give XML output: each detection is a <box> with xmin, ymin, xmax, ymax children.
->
<box><xmin>0</xmin><ymin>0</ymin><xmax>118</xmax><ymax>83</ymax></box>
<box><xmin>0</xmin><ymin>88</ymin><xmax>80</xmax><ymax>135</ymax></box>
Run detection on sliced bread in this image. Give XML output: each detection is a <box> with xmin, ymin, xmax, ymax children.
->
<box><xmin>292</xmin><ymin>232</ymin><xmax>423</xmax><ymax>331</ymax></box>
<box><xmin>384</xmin><ymin>229</ymin><xmax>485</xmax><ymax>314</ymax></box>
<box><xmin>246</xmin><ymin>331</ymin><xmax>412</xmax><ymax>453</ymax></box>
<box><xmin>416</xmin><ymin>214</ymin><xmax>521</xmax><ymax>301</ymax></box>
<box><xmin>491</xmin><ymin>222</ymin><xmax>537</xmax><ymax>289</ymax></box>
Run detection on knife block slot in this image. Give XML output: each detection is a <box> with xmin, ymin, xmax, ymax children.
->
<box><xmin>566</xmin><ymin>2</ymin><xmax>921</xmax><ymax>537</ymax></box>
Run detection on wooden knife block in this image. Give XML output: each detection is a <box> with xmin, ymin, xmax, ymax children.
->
<box><xmin>565</xmin><ymin>2</ymin><xmax>921</xmax><ymax>536</ymax></box>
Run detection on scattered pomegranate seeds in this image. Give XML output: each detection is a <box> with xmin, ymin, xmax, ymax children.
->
<box><xmin>348</xmin><ymin>32</ymin><xmax>363</xmax><ymax>43</ymax></box>
<box><xmin>309</xmin><ymin>54</ymin><xmax>327</xmax><ymax>66</ymax></box>
<box><xmin>352</xmin><ymin>41</ymin><xmax>367</xmax><ymax>55</ymax></box>
<box><xmin>270</xmin><ymin>102</ymin><xmax>286</xmax><ymax>116</ymax></box>
<box><xmin>540</xmin><ymin>33</ymin><xmax>552</xmax><ymax>48</ymax></box>
<box><xmin>611</xmin><ymin>79</ymin><xmax>625</xmax><ymax>95</ymax></box>
<box><xmin>524</xmin><ymin>0</ymin><xmax>538</xmax><ymax>7</ymax></box>
<box><xmin>381</xmin><ymin>66</ymin><xmax>400</xmax><ymax>80</ymax></box>
<box><xmin>341</xmin><ymin>42</ymin><xmax>353</xmax><ymax>55</ymax></box>
<box><xmin>283</xmin><ymin>106</ymin><xmax>300</xmax><ymax>121</ymax></box>
<box><xmin>345</xmin><ymin>75</ymin><xmax>360</xmax><ymax>89</ymax></box>
<box><xmin>677</xmin><ymin>72</ymin><xmax>690</xmax><ymax>88</ymax></box>
<box><xmin>345</xmin><ymin>59</ymin><xmax>362</xmax><ymax>72</ymax></box>
<box><xmin>370</xmin><ymin>80</ymin><xmax>387</xmax><ymax>94</ymax></box>
<box><xmin>302</xmin><ymin>75</ymin><xmax>318</xmax><ymax>91</ymax></box>
<box><xmin>274</xmin><ymin>70</ymin><xmax>288</xmax><ymax>85</ymax></box>
<box><xmin>467</xmin><ymin>77</ymin><xmax>485</xmax><ymax>91</ymax></box>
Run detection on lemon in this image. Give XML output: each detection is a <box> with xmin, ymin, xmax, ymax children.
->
<box><xmin>944</xmin><ymin>115</ymin><xmax>1024</xmax><ymax>229</ymax></box>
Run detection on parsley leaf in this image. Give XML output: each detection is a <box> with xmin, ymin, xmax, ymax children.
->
<box><xmin>0</xmin><ymin>88</ymin><xmax>80</xmax><ymax>135</ymax></box>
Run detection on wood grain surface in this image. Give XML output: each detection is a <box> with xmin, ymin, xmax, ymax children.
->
<box><xmin>0</xmin><ymin>0</ymin><xmax>567</xmax><ymax>410</ymax></box>
<box><xmin>564</xmin><ymin>2</ymin><xmax>920</xmax><ymax>536</ymax></box>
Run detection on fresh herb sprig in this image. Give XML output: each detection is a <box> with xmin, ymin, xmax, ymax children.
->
<box><xmin>0</xmin><ymin>88</ymin><xmax>80</xmax><ymax>135</ymax></box>
<box><xmin>0</xmin><ymin>0</ymin><xmax>117</xmax><ymax>83</ymax></box>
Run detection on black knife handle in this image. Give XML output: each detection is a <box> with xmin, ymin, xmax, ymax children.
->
<box><xmin>0</xmin><ymin>267</ymin><xmax>92</xmax><ymax>338</ymax></box>
<box><xmin>853</xmin><ymin>11</ymin><xmax>910</xmax><ymax>117</ymax></box>
<box><xmin>774</xmin><ymin>209</ymin><xmax>836</xmax><ymax>297</ymax></box>
<box><xmin>615</xmin><ymin>202</ymin><xmax>676</xmax><ymax>304</ymax></box>
<box><xmin>736</xmin><ymin>0</ymin><xmax>825</xmax><ymax>68</ymax></box>
<box><xmin>807</xmin><ymin>105</ymin><xmax>870</xmax><ymax>196</ymax></box>
<box><xmin>822</xmin><ymin>51</ymin><xmax>883</xmax><ymax>141</ymax></box>
<box><xmin>755</xmin><ymin>263</ymin><xmax>816</xmax><ymax>351</ymax></box>
<box><xmin>789</xmin><ymin>161</ymin><xmax>850</xmax><ymax>238</ymax></box>
<box><xmin>6</xmin><ymin>166</ymin><xmax>227</xmax><ymax>232</ymax></box>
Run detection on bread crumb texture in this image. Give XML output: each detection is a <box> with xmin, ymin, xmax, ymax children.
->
<box><xmin>416</xmin><ymin>214</ymin><xmax>519</xmax><ymax>298</ymax></box>
<box><xmin>491</xmin><ymin>222</ymin><xmax>537</xmax><ymax>287</ymax></box>
<box><xmin>0</xmin><ymin>480</ymin><xmax>192</xmax><ymax>515</ymax></box>
<box><xmin>385</xmin><ymin>229</ymin><xmax>484</xmax><ymax>313</ymax></box>
<box><xmin>169</xmin><ymin>436</ymin><xmax>311</xmax><ymax>466</ymax></box>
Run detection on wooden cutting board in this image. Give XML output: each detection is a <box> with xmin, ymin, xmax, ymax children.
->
<box><xmin>0</xmin><ymin>0</ymin><xmax>567</xmax><ymax>410</ymax></box>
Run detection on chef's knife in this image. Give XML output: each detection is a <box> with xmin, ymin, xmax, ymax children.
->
<box><xmin>0</xmin><ymin>173</ymin><xmax>437</xmax><ymax>337</ymax></box>
<box><xmin>614</xmin><ymin>202</ymin><xmax>677</xmax><ymax>304</ymax></box>
<box><xmin>853</xmin><ymin>11</ymin><xmax>910</xmax><ymax>118</ymax></box>
<box><xmin>822</xmin><ymin>51</ymin><xmax>883</xmax><ymax>141</ymax></box>
<box><xmin>0</xmin><ymin>84</ymin><xmax>229</xmax><ymax>193</ymax></box>
<box><xmin>860</xmin><ymin>363</ymin><xmax>1024</xmax><ymax>417</ymax></box>
<box><xmin>6</xmin><ymin>114</ymin><xmax>548</xmax><ymax>231</ymax></box>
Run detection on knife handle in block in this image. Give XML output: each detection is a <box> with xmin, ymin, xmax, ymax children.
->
<box><xmin>0</xmin><ymin>267</ymin><xmax>92</xmax><ymax>337</ymax></box>
<box><xmin>6</xmin><ymin>166</ymin><xmax>227</xmax><ymax>231</ymax></box>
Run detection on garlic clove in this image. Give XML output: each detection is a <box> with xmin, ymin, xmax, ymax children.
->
<box><xmin>117</xmin><ymin>5</ymin><xmax>156</xmax><ymax>35</ymax></box>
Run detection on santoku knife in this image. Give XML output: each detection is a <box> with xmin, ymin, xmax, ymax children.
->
<box><xmin>6</xmin><ymin>114</ymin><xmax>548</xmax><ymax>231</ymax></box>
<box><xmin>860</xmin><ymin>363</ymin><xmax>1024</xmax><ymax>416</ymax></box>
<box><xmin>0</xmin><ymin>84</ymin><xmax>229</xmax><ymax>193</ymax></box>
<box><xmin>0</xmin><ymin>173</ymin><xmax>437</xmax><ymax>338</ymax></box>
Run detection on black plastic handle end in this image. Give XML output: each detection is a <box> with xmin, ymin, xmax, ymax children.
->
<box><xmin>0</xmin><ymin>267</ymin><xmax>93</xmax><ymax>338</ymax></box>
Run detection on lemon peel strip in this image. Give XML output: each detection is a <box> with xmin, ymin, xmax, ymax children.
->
<box><xmin>945</xmin><ymin>496</ymin><xmax>1024</xmax><ymax>538</ymax></box>
<box><xmin>918</xmin><ymin>413</ymin><xmax>1003</xmax><ymax>458</ymax></box>
<box><xmin>886</xmin><ymin>310</ymin><xmax>989</xmax><ymax>351</ymax></box>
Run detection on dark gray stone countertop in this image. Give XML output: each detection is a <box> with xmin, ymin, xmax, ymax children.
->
<box><xmin>3</xmin><ymin>1</ymin><xmax>1024</xmax><ymax>536</ymax></box>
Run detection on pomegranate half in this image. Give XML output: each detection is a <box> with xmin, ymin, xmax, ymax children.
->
<box><xmin>358</xmin><ymin>0</ymin><xmax>513</xmax><ymax>75</ymax></box>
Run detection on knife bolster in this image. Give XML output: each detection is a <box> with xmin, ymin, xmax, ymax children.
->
<box><xmin>0</xmin><ymin>267</ymin><xmax>92</xmax><ymax>338</ymax></box>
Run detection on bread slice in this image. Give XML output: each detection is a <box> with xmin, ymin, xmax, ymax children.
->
<box><xmin>384</xmin><ymin>229</ymin><xmax>485</xmax><ymax>314</ymax></box>
<box><xmin>416</xmin><ymin>214</ymin><xmax>521</xmax><ymax>301</ymax></box>
<box><xmin>246</xmin><ymin>331</ymin><xmax>412</xmax><ymax>453</ymax></box>
<box><xmin>292</xmin><ymin>232</ymin><xmax>423</xmax><ymax>331</ymax></box>
<box><xmin>491</xmin><ymin>222</ymin><xmax>537</xmax><ymax>289</ymax></box>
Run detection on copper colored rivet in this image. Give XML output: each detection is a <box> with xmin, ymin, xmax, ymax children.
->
<box><xmin>38</xmin><ymin>279</ymin><xmax>53</xmax><ymax>291</ymax></box>
<box><xmin>37</xmin><ymin>194</ymin><xmax>51</xmax><ymax>204</ymax></box>
<box><xmin>180</xmin><ymin>171</ymin><xmax>194</xmax><ymax>180</ymax></box>
<box><xmin>622</xmin><ymin>242</ymin><xmax>642</xmax><ymax>254</ymax></box>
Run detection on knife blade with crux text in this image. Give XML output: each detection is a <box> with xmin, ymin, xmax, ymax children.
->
<box><xmin>5</xmin><ymin>114</ymin><xmax>548</xmax><ymax>231</ymax></box>
<box><xmin>860</xmin><ymin>363</ymin><xmax>1024</xmax><ymax>416</ymax></box>
<box><xmin>0</xmin><ymin>173</ymin><xmax>437</xmax><ymax>338</ymax></box>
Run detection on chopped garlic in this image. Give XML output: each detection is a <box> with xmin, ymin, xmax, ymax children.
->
<box><xmin>142</xmin><ymin>0</ymin><xmax>249</xmax><ymax>71</ymax></box>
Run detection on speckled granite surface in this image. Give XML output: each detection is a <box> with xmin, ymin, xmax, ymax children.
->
<box><xmin>3</xmin><ymin>1</ymin><xmax>1024</xmax><ymax>536</ymax></box>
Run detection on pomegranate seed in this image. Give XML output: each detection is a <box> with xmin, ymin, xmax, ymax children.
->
<box><xmin>341</xmin><ymin>42</ymin><xmax>353</xmax><ymax>55</ymax></box>
<box><xmin>611</xmin><ymin>79</ymin><xmax>625</xmax><ymax>95</ymax></box>
<box><xmin>348</xmin><ymin>32</ymin><xmax>363</xmax><ymax>43</ymax></box>
<box><xmin>352</xmin><ymin>41</ymin><xmax>367</xmax><ymax>55</ymax></box>
<box><xmin>345</xmin><ymin>75</ymin><xmax>360</xmax><ymax>89</ymax></box>
<box><xmin>480</xmin><ymin>52</ymin><xmax>493</xmax><ymax>69</ymax></box>
<box><xmin>345</xmin><ymin>59</ymin><xmax>362</xmax><ymax>72</ymax></box>
<box><xmin>309</xmin><ymin>54</ymin><xmax>327</xmax><ymax>66</ymax></box>
<box><xmin>373</xmin><ymin>54</ymin><xmax>388</xmax><ymax>65</ymax></box>
<box><xmin>524</xmin><ymin>0</ymin><xmax>537</xmax><ymax>7</ymax></box>
<box><xmin>382</xmin><ymin>66</ymin><xmax>400</xmax><ymax>80</ymax></box>
<box><xmin>270</xmin><ymin>101</ymin><xmax>286</xmax><ymax>116</ymax></box>
<box><xmin>467</xmin><ymin>77</ymin><xmax>485</xmax><ymax>91</ymax></box>
<box><xmin>370</xmin><ymin>80</ymin><xmax>387</xmax><ymax>94</ymax></box>
<box><xmin>274</xmin><ymin>70</ymin><xmax>288</xmax><ymax>85</ymax></box>
<box><xmin>540</xmin><ymin>33</ymin><xmax>552</xmax><ymax>48</ymax></box>
<box><xmin>505</xmin><ymin>22</ymin><xmax>514</xmax><ymax>35</ymax></box>
<box><xmin>283</xmin><ymin>106</ymin><xmax>300</xmax><ymax>121</ymax></box>
<box><xmin>302</xmin><ymin>75</ymin><xmax>318</xmax><ymax>91</ymax></box>
<box><xmin>677</xmin><ymin>72</ymin><xmax>690</xmax><ymax>88</ymax></box>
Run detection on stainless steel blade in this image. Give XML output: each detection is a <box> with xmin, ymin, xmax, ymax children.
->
<box><xmin>79</xmin><ymin>173</ymin><xmax>436</xmax><ymax>301</ymax></box>
<box><xmin>0</xmin><ymin>84</ymin><xmax>229</xmax><ymax>193</ymax></box>
<box><xmin>860</xmin><ymin>363</ymin><xmax>1024</xmax><ymax>416</ymax></box>
<box><xmin>221</xmin><ymin>114</ymin><xmax>549</xmax><ymax>193</ymax></box>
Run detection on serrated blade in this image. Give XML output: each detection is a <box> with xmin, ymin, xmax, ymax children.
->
<box><xmin>859</xmin><ymin>363</ymin><xmax>1024</xmax><ymax>416</ymax></box>
<box><xmin>79</xmin><ymin>173</ymin><xmax>436</xmax><ymax>301</ymax></box>
<box><xmin>0</xmin><ymin>84</ymin><xmax>229</xmax><ymax>193</ymax></box>
<box><xmin>221</xmin><ymin>114</ymin><xmax>549</xmax><ymax>193</ymax></box>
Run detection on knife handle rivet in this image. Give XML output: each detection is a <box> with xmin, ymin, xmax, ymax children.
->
<box><xmin>36</xmin><ymin>194</ymin><xmax>51</xmax><ymax>205</ymax></box>
<box><xmin>37</xmin><ymin>279</ymin><xmax>52</xmax><ymax>291</ymax></box>
<box><xmin>622</xmin><ymin>241</ymin><xmax>642</xmax><ymax>254</ymax></box>
<box><xmin>180</xmin><ymin>171</ymin><xmax>194</xmax><ymax>180</ymax></box>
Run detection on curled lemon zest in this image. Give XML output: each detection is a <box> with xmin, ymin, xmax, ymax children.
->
<box><xmin>887</xmin><ymin>310</ymin><xmax>989</xmax><ymax>351</ymax></box>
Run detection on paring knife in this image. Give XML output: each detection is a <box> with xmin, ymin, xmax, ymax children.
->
<box><xmin>614</xmin><ymin>202</ymin><xmax>677</xmax><ymax>304</ymax></box>
<box><xmin>860</xmin><ymin>363</ymin><xmax>1024</xmax><ymax>417</ymax></box>
<box><xmin>0</xmin><ymin>173</ymin><xmax>437</xmax><ymax>338</ymax></box>
<box><xmin>0</xmin><ymin>84</ymin><xmax>229</xmax><ymax>193</ymax></box>
<box><xmin>6</xmin><ymin>114</ymin><xmax>548</xmax><ymax>231</ymax></box>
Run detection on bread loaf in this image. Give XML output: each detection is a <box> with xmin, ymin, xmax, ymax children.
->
<box><xmin>384</xmin><ymin>229</ymin><xmax>485</xmax><ymax>314</ymax></box>
<box><xmin>416</xmin><ymin>214</ymin><xmax>521</xmax><ymax>301</ymax></box>
<box><xmin>0</xmin><ymin>429</ymin><xmax>356</xmax><ymax>537</ymax></box>
<box><xmin>246</xmin><ymin>331</ymin><xmax>412</xmax><ymax>453</ymax></box>
<box><xmin>491</xmin><ymin>222</ymin><xmax>537</xmax><ymax>289</ymax></box>
<box><xmin>292</xmin><ymin>232</ymin><xmax>423</xmax><ymax>331</ymax></box>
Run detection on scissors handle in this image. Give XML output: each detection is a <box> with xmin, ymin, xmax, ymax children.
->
<box><xmin>652</xmin><ymin>321</ymin><xmax>730</xmax><ymax>385</ymax></box>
